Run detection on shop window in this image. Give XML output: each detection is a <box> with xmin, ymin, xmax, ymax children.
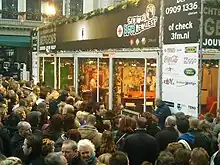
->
<box><xmin>113</xmin><ymin>58</ymin><xmax>156</xmax><ymax>112</ymax></box>
<box><xmin>70</xmin><ymin>0</ymin><xmax>83</xmax><ymax>16</ymax></box>
<box><xmin>59</xmin><ymin>58</ymin><xmax>74</xmax><ymax>90</ymax></box>
<box><xmin>26</xmin><ymin>0</ymin><xmax>41</xmax><ymax>21</ymax></box>
<box><xmin>2</xmin><ymin>0</ymin><xmax>18</xmax><ymax>19</ymax></box>
<box><xmin>201</xmin><ymin>60</ymin><xmax>219</xmax><ymax>116</ymax></box>
<box><xmin>44</xmin><ymin>57</ymin><xmax>55</xmax><ymax>88</ymax></box>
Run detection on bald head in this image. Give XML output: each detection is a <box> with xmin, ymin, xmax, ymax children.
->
<box><xmin>165</xmin><ymin>116</ymin><xmax>176</xmax><ymax>127</ymax></box>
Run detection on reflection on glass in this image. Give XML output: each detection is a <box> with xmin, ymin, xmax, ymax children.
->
<box><xmin>201</xmin><ymin>60</ymin><xmax>218</xmax><ymax>115</ymax></box>
<box><xmin>44</xmin><ymin>57</ymin><xmax>55</xmax><ymax>88</ymax></box>
<box><xmin>60</xmin><ymin>58</ymin><xmax>74</xmax><ymax>90</ymax></box>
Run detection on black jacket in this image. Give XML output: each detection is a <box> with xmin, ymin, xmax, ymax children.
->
<box><xmin>70</xmin><ymin>156</ymin><xmax>87</xmax><ymax>165</ymax></box>
<box><xmin>155</xmin><ymin>127</ymin><xmax>179</xmax><ymax>152</ymax></box>
<box><xmin>123</xmin><ymin>129</ymin><xmax>158</xmax><ymax>165</ymax></box>
<box><xmin>11</xmin><ymin>132</ymin><xmax>25</xmax><ymax>159</ymax></box>
<box><xmin>0</xmin><ymin>128</ymin><xmax>12</xmax><ymax>157</ymax></box>
<box><xmin>155</xmin><ymin>103</ymin><xmax>171</xmax><ymax>129</ymax></box>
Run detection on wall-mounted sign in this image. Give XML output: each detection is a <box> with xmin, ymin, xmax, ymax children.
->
<box><xmin>203</xmin><ymin>4</ymin><xmax>220</xmax><ymax>49</ymax></box>
<box><xmin>31</xmin><ymin>30</ymin><xmax>38</xmax><ymax>52</ymax></box>
<box><xmin>56</xmin><ymin>0</ymin><xmax>160</xmax><ymax>50</ymax></box>
<box><xmin>163</xmin><ymin>0</ymin><xmax>200</xmax><ymax>44</ymax></box>
<box><xmin>162</xmin><ymin>43</ymin><xmax>199</xmax><ymax>117</ymax></box>
<box><xmin>39</xmin><ymin>27</ymin><xmax>56</xmax><ymax>52</ymax></box>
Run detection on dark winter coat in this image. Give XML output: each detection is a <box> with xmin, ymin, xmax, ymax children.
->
<box><xmin>155</xmin><ymin>103</ymin><xmax>171</xmax><ymax>129</ymax></box>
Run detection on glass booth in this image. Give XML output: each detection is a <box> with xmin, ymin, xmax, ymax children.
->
<box><xmin>38</xmin><ymin>51</ymin><xmax>159</xmax><ymax>112</ymax></box>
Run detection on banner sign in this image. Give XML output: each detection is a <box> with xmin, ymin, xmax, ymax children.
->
<box><xmin>162</xmin><ymin>43</ymin><xmax>199</xmax><ymax>117</ymax></box>
<box><xmin>56</xmin><ymin>0</ymin><xmax>160</xmax><ymax>50</ymax></box>
<box><xmin>203</xmin><ymin>4</ymin><xmax>220</xmax><ymax>49</ymax></box>
<box><xmin>39</xmin><ymin>27</ymin><xmax>56</xmax><ymax>52</ymax></box>
<box><xmin>31</xmin><ymin>30</ymin><xmax>38</xmax><ymax>52</ymax></box>
<box><xmin>32</xmin><ymin>52</ymin><xmax>38</xmax><ymax>84</ymax></box>
<box><xmin>163</xmin><ymin>0</ymin><xmax>200</xmax><ymax>44</ymax></box>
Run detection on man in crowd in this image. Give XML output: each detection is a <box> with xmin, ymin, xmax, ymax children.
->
<box><xmin>61</xmin><ymin>140</ymin><xmax>86</xmax><ymax>165</ymax></box>
<box><xmin>45</xmin><ymin>152</ymin><xmax>68</xmax><ymax>165</ymax></box>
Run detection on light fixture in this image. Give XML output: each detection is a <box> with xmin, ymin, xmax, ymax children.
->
<box><xmin>46</xmin><ymin>2</ymin><xmax>56</xmax><ymax>16</ymax></box>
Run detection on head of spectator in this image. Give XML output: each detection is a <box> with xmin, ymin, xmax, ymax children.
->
<box><xmin>141</xmin><ymin>112</ymin><xmax>158</xmax><ymax>127</ymax></box>
<box><xmin>86</xmin><ymin>114</ymin><xmax>97</xmax><ymax>126</ymax></box>
<box><xmin>165</xmin><ymin>116</ymin><xmax>176</xmax><ymax>128</ymax></box>
<box><xmin>42</xmin><ymin>138</ymin><xmax>55</xmax><ymax>157</ymax></box>
<box><xmin>78</xmin><ymin>139</ymin><xmax>96</xmax><ymax>163</ymax></box>
<box><xmin>63</xmin><ymin>115</ymin><xmax>77</xmax><ymax>132</ymax></box>
<box><xmin>98</xmin><ymin>153</ymin><xmax>112</xmax><ymax>165</ymax></box>
<box><xmin>22</xmin><ymin>135</ymin><xmax>42</xmax><ymax>161</ymax></box>
<box><xmin>188</xmin><ymin>117</ymin><xmax>199</xmax><ymax>130</ymax></box>
<box><xmin>141</xmin><ymin>161</ymin><xmax>152</xmax><ymax>165</ymax></box>
<box><xmin>45</xmin><ymin>152</ymin><xmax>68</xmax><ymax>165</ymax></box>
<box><xmin>65</xmin><ymin>129</ymin><xmax>81</xmax><ymax>142</ymax></box>
<box><xmin>59</xmin><ymin>90</ymin><xmax>69</xmax><ymax>102</ymax></box>
<box><xmin>137</xmin><ymin>117</ymin><xmax>147</xmax><ymax>129</ymax></box>
<box><xmin>33</xmin><ymin>86</ymin><xmax>40</xmax><ymax>97</ymax></box>
<box><xmin>189</xmin><ymin>148</ymin><xmax>209</xmax><ymax>165</ymax></box>
<box><xmin>118</xmin><ymin>116</ymin><xmax>136</xmax><ymax>134</ymax></box>
<box><xmin>62</xmin><ymin>104</ymin><xmax>75</xmax><ymax>115</ymax></box>
<box><xmin>204</xmin><ymin>113</ymin><xmax>214</xmax><ymax>123</ymax></box>
<box><xmin>49</xmin><ymin>114</ymin><xmax>63</xmax><ymax>132</ymax></box>
<box><xmin>176</xmin><ymin>119</ymin><xmax>189</xmax><ymax>136</ymax></box>
<box><xmin>66</xmin><ymin>96</ymin><xmax>75</xmax><ymax>106</ymax></box>
<box><xmin>27</xmin><ymin>111</ymin><xmax>41</xmax><ymax>129</ymax></box>
<box><xmin>95</xmin><ymin>102</ymin><xmax>107</xmax><ymax>116</ymax></box>
<box><xmin>17</xmin><ymin>121</ymin><xmax>32</xmax><ymax>138</ymax></box>
<box><xmin>39</xmin><ymin>87</ymin><xmax>49</xmax><ymax>100</ymax></box>
<box><xmin>155</xmin><ymin>151</ymin><xmax>175</xmax><ymax>165</ymax></box>
<box><xmin>166</xmin><ymin>142</ymin><xmax>184</xmax><ymax>154</ymax></box>
<box><xmin>61</xmin><ymin>140</ymin><xmax>78</xmax><ymax>163</ymax></box>
<box><xmin>198</xmin><ymin>120</ymin><xmax>213</xmax><ymax>137</ymax></box>
<box><xmin>15</xmin><ymin>106</ymin><xmax>28</xmax><ymax>120</ymax></box>
<box><xmin>1</xmin><ymin>157</ymin><xmax>22</xmax><ymax>165</ymax></box>
<box><xmin>100</xmin><ymin>130</ymin><xmax>117</xmax><ymax>155</ymax></box>
<box><xmin>174</xmin><ymin>148</ymin><xmax>191</xmax><ymax>165</ymax></box>
<box><xmin>175</xmin><ymin>112</ymin><xmax>186</xmax><ymax>121</ymax></box>
<box><xmin>109</xmin><ymin>151</ymin><xmax>129</xmax><ymax>165</ymax></box>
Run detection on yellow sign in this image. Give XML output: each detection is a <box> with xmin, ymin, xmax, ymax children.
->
<box><xmin>185</xmin><ymin>46</ymin><xmax>197</xmax><ymax>53</ymax></box>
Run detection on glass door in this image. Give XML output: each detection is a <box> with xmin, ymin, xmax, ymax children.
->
<box><xmin>59</xmin><ymin>57</ymin><xmax>74</xmax><ymax>90</ymax></box>
<box><xmin>44</xmin><ymin>57</ymin><xmax>55</xmax><ymax>88</ymax></box>
<box><xmin>201</xmin><ymin>60</ymin><xmax>219</xmax><ymax>116</ymax></box>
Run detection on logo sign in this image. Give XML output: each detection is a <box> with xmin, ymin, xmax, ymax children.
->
<box><xmin>188</xmin><ymin>105</ymin><xmax>196</xmax><ymax>110</ymax></box>
<box><xmin>184</xmin><ymin>68</ymin><xmax>196</xmax><ymax>76</ymax></box>
<box><xmin>117</xmin><ymin>3</ymin><xmax>158</xmax><ymax>37</ymax></box>
<box><xmin>117</xmin><ymin>25</ymin><xmax>124</xmax><ymax>38</ymax></box>
<box><xmin>163</xmin><ymin>55</ymin><xmax>178</xmax><ymax>65</ymax></box>
<box><xmin>177</xmin><ymin>103</ymin><xmax>187</xmax><ymax>111</ymax></box>
<box><xmin>164</xmin><ymin>47</ymin><xmax>176</xmax><ymax>53</ymax></box>
<box><xmin>163</xmin><ymin>78</ymin><xmax>175</xmax><ymax>85</ymax></box>
<box><xmin>185</xmin><ymin>46</ymin><xmax>197</xmax><ymax>53</ymax></box>
<box><xmin>176</xmin><ymin>81</ymin><xmax>196</xmax><ymax>87</ymax></box>
<box><xmin>184</xmin><ymin>57</ymin><xmax>197</xmax><ymax>64</ymax></box>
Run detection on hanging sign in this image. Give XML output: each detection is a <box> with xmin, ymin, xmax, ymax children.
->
<box><xmin>163</xmin><ymin>0</ymin><xmax>200</xmax><ymax>44</ymax></box>
<box><xmin>203</xmin><ymin>4</ymin><xmax>220</xmax><ymax>49</ymax></box>
<box><xmin>162</xmin><ymin>43</ymin><xmax>199</xmax><ymax>117</ymax></box>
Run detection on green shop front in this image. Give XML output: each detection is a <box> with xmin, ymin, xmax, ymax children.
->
<box><xmin>34</xmin><ymin>0</ymin><xmax>161</xmax><ymax>112</ymax></box>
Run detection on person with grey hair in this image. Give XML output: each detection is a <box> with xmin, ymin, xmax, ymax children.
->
<box><xmin>154</xmin><ymin>98</ymin><xmax>171</xmax><ymax>129</ymax></box>
<box><xmin>11</xmin><ymin>121</ymin><xmax>32</xmax><ymax>158</ymax></box>
<box><xmin>155</xmin><ymin>116</ymin><xmax>179</xmax><ymax>152</ymax></box>
<box><xmin>45</xmin><ymin>152</ymin><xmax>68</xmax><ymax>165</ymax></box>
<box><xmin>77</xmin><ymin>139</ymin><xmax>97</xmax><ymax>165</ymax></box>
<box><xmin>61</xmin><ymin>140</ymin><xmax>86</xmax><ymax>165</ymax></box>
<box><xmin>78</xmin><ymin>114</ymin><xmax>102</xmax><ymax>149</ymax></box>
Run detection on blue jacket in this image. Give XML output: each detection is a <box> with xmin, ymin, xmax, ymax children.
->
<box><xmin>155</xmin><ymin>103</ymin><xmax>171</xmax><ymax>129</ymax></box>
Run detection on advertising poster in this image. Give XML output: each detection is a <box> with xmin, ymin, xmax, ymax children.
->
<box><xmin>203</xmin><ymin>3</ymin><xmax>220</xmax><ymax>49</ymax></box>
<box><xmin>163</xmin><ymin>0</ymin><xmax>200</xmax><ymax>44</ymax></box>
<box><xmin>162</xmin><ymin>43</ymin><xmax>199</xmax><ymax>117</ymax></box>
<box><xmin>32</xmin><ymin>52</ymin><xmax>38</xmax><ymax>84</ymax></box>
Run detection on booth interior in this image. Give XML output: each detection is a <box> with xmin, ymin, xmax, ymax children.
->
<box><xmin>38</xmin><ymin>52</ymin><xmax>157</xmax><ymax>112</ymax></box>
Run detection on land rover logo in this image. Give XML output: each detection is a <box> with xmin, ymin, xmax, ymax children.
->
<box><xmin>184</xmin><ymin>68</ymin><xmax>196</xmax><ymax>76</ymax></box>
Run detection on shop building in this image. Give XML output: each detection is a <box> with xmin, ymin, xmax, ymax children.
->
<box><xmin>33</xmin><ymin>0</ymin><xmax>161</xmax><ymax>112</ymax></box>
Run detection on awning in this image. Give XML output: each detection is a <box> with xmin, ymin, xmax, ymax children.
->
<box><xmin>0</xmin><ymin>35</ymin><xmax>31</xmax><ymax>47</ymax></box>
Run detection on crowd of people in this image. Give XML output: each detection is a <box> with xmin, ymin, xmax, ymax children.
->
<box><xmin>0</xmin><ymin>77</ymin><xmax>219</xmax><ymax>165</ymax></box>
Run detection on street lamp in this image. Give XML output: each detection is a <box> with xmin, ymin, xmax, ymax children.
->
<box><xmin>46</xmin><ymin>2</ymin><xmax>56</xmax><ymax>16</ymax></box>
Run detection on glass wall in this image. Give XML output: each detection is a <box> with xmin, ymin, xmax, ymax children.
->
<box><xmin>201</xmin><ymin>60</ymin><xmax>219</xmax><ymax>116</ymax></box>
<box><xmin>44</xmin><ymin>57</ymin><xmax>55</xmax><ymax>88</ymax></box>
<box><xmin>70</xmin><ymin>0</ymin><xmax>83</xmax><ymax>16</ymax></box>
<box><xmin>59</xmin><ymin>58</ymin><xmax>74</xmax><ymax>90</ymax></box>
<box><xmin>26</xmin><ymin>0</ymin><xmax>41</xmax><ymax>21</ymax></box>
<box><xmin>2</xmin><ymin>0</ymin><xmax>18</xmax><ymax>19</ymax></box>
<box><xmin>113</xmin><ymin>59</ymin><xmax>145</xmax><ymax>112</ymax></box>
